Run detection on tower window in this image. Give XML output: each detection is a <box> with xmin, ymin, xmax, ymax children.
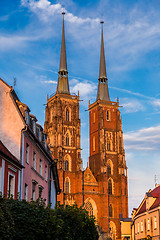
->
<box><xmin>106</xmin><ymin>110</ymin><xmax>110</xmax><ymax>121</ymax></box>
<box><xmin>108</xmin><ymin>179</ymin><xmax>112</xmax><ymax>195</ymax></box>
<box><xmin>66</xmin><ymin>134</ymin><xmax>69</xmax><ymax>146</ymax></box>
<box><xmin>109</xmin><ymin>204</ymin><xmax>113</xmax><ymax>217</ymax></box>
<box><xmin>66</xmin><ymin>108</ymin><xmax>69</xmax><ymax>121</ymax></box>
<box><xmin>64</xmin><ymin>160</ymin><xmax>69</xmax><ymax>171</ymax></box>
<box><xmin>64</xmin><ymin>178</ymin><xmax>70</xmax><ymax>193</ymax></box>
<box><xmin>85</xmin><ymin>201</ymin><xmax>93</xmax><ymax>216</ymax></box>
<box><xmin>107</xmin><ymin>165</ymin><xmax>111</xmax><ymax>176</ymax></box>
<box><xmin>107</xmin><ymin>140</ymin><xmax>111</xmax><ymax>151</ymax></box>
<box><xmin>93</xmin><ymin>112</ymin><xmax>96</xmax><ymax>123</ymax></box>
<box><xmin>93</xmin><ymin>136</ymin><xmax>96</xmax><ymax>152</ymax></box>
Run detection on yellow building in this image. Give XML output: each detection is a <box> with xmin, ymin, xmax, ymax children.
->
<box><xmin>132</xmin><ymin>185</ymin><xmax>160</xmax><ymax>240</ymax></box>
<box><xmin>120</xmin><ymin>214</ymin><xmax>132</xmax><ymax>240</ymax></box>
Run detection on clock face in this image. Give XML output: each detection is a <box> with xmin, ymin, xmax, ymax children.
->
<box><xmin>85</xmin><ymin>173</ymin><xmax>91</xmax><ymax>181</ymax></box>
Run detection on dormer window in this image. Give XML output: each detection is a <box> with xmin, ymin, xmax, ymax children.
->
<box><xmin>25</xmin><ymin>110</ymin><xmax>30</xmax><ymax>125</ymax></box>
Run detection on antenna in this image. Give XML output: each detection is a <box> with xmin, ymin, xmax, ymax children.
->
<box><xmin>155</xmin><ymin>174</ymin><xmax>157</xmax><ymax>186</ymax></box>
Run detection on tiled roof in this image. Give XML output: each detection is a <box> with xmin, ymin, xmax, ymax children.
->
<box><xmin>136</xmin><ymin>185</ymin><xmax>160</xmax><ymax>216</ymax></box>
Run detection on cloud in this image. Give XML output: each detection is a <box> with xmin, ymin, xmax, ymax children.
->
<box><xmin>124</xmin><ymin>125</ymin><xmax>160</xmax><ymax>151</ymax></box>
<box><xmin>21</xmin><ymin>0</ymin><xmax>99</xmax><ymax>24</ymax></box>
<box><xmin>121</xmin><ymin>98</ymin><xmax>145</xmax><ymax>113</ymax></box>
<box><xmin>39</xmin><ymin>75</ymin><xmax>57</xmax><ymax>84</ymax></box>
<box><xmin>71</xmin><ymin>79</ymin><xmax>96</xmax><ymax>96</ymax></box>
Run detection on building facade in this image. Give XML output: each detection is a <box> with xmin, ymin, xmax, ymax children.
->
<box><xmin>44</xmin><ymin>14</ymin><xmax>128</xmax><ymax>239</ymax></box>
<box><xmin>0</xmin><ymin>141</ymin><xmax>23</xmax><ymax>199</ymax></box>
<box><xmin>0</xmin><ymin>78</ymin><xmax>60</xmax><ymax>207</ymax></box>
<box><xmin>132</xmin><ymin>185</ymin><xmax>160</xmax><ymax>240</ymax></box>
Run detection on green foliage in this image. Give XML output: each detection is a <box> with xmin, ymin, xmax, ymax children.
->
<box><xmin>0</xmin><ymin>197</ymin><xmax>98</xmax><ymax>240</ymax></box>
<box><xmin>0</xmin><ymin>197</ymin><xmax>14</xmax><ymax>240</ymax></box>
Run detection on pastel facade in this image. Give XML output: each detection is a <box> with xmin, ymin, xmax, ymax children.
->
<box><xmin>44</xmin><ymin>15</ymin><xmax>128</xmax><ymax>239</ymax></box>
<box><xmin>132</xmin><ymin>185</ymin><xmax>160</xmax><ymax>240</ymax></box>
<box><xmin>0</xmin><ymin>141</ymin><xmax>23</xmax><ymax>198</ymax></box>
<box><xmin>0</xmin><ymin>78</ymin><xmax>60</xmax><ymax>207</ymax></box>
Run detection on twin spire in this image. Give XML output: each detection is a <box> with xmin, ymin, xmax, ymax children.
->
<box><xmin>56</xmin><ymin>14</ymin><xmax>110</xmax><ymax>101</ymax></box>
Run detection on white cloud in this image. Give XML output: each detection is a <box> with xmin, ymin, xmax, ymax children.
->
<box><xmin>71</xmin><ymin>80</ymin><xmax>96</xmax><ymax>97</ymax></box>
<box><xmin>21</xmin><ymin>0</ymin><xmax>99</xmax><ymax>24</ymax></box>
<box><xmin>121</xmin><ymin>98</ymin><xmax>145</xmax><ymax>113</ymax></box>
<box><xmin>124</xmin><ymin>125</ymin><xmax>160</xmax><ymax>151</ymax></box>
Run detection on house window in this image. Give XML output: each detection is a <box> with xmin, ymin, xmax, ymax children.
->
<box><xmin>33</xmin><ymin>151</ymin><xmax>36</xmax><ymax>170</ymax></box>
<box><xmin>108</xmin><ymin>179</ymin><xmax>112</xmax><ymax>195</ymax></box>
<box><xmin>66</xmin><ymin>108</ymin><xmax>69</xmax><ymax>121</ymax></box>
<box><xmin>24</xmin><ymin>184</ymin><xmax>28</xmax><ymax>201</ymax></box>
<box><xmin>32</xmin><ymin>182</ymin><xmax>36</xmax><ymax>200</ymax></box>
<box><xmin>39</xmin><ymin>159</ymin><xmax>42</xmax><ymax>176</ymax></box>
<box><xmin>109</xmin><ymin>204</ymin><xmax>113</xmax><ymax>217</ymax></box>
<box><xmin>66</xmin><ymin>134</ymin><xmax>69</xmax><ymax>146</ymax></box>
<box><xmin>64</xmin><ymin>178</ymin><xmax>70</xmax><ymax>193</ymax></box>
<box><xmin>26</xmin><ymin>143</ymin><xmax>29</xmax><ymax>164</ymax></box>
<box><xmin>106</xmin><ymin>110</ymin><xmax>110</xmax><ymax>121</ymax></box>
<box><xmin>8</xmin><ymin>174</ymin><xmax>15</xmax><ymax>197</ymax></box>
<box><xmin>154</xmin><ymin>216</ymin><xmax>157</xmax><ymax>229</ymax></box>
<box><xmin>147</xmin><ymin>218</ymin><xmax>150</xmax><ymax>230</ymax></box>
<box><xmin>85</xmin><ymin>201</ymin><xmax>93</xmax><ymax>216</ymax></box>
<box><xmin>93</xmin><ymin>136</ymin><xmax>95</xmax><ymax>152</ymax></box>
<box><xmin>45</xmin><ymin>166</ymin><xmax>47</xmax><ymax>181</ymax></box>
<box><xmin>141</xmin><ymin>221</ymin><xmax>143</xmax><ymax>232</ymax></box>
<box><xmin>39</xmin><ymin>186</ymin><xmax>43</xmax><ymax>199</ymax></box>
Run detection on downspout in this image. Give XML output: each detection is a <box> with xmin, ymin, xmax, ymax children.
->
<box><xmin>20</xmin><ymin>126</ymin><xmax>27</xmax><ymax>200</ymax></box>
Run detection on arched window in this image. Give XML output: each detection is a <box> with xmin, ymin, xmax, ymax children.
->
<box><xmin>66</xmin><ymin>133</ymin><xmax>69</xmax><ymax>146</ymax></box>
<box><xmin>64</xmin><ymin>178</ymin><xmax>70</xmax><ymax>193</ymax></box>
<box><xmin>66</xmin><ymin>108</ymin><xmax>69</xmax><ymax>121</ymax></box>
<box><xmin>106</xmin><ymin>110</ymin><xmax>110</xmax><ymax>121</ymax></box>
<box><xmin>109</xmin><ymin>204</ymin><xmax>113</xmax><ymax>217</ymax></box>
<box><xmin>85</xmin><ymin>201</ymin><xmax>93</xmax><ymax>216</ymax></box>
<box><xmin>64</xmin><ymin>160</ymin><xmax>69</xmax><ymax>171</ymax></box>
<box><xmin>107</xmin><ymin>165</ymin><xmax>111</xmax><ymax>176</ymax></box>
<box><xmin>108</xmin><ymin>179</ymin><xmax>112</xmax><ymax>195</ymax></box>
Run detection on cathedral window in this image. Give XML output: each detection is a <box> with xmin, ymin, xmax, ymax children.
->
<box><xmin>108</xmin><ymin>179</ymin><xmax>112</xmax><ymax>195</ymax></box>
<box><xmin>93</xmin><ymin>136</ymin><xmax>96</xmax><ymax>152</ymax></box>
<box><xmin>64</xmin><ymin>160</ymin><xmax>69</xmax><ymax>171</ymax></box>
<box><xmin>107</xmin><ymin>165</ymin><xmax>111</xmax><ymax>176</ymax></box>
<box><xmin>66</xmin><ymin>108</ymin><xmax>69</xmax><ymax>121</ymax></box>
<box><xmin>85</xmin><ymin>201</ymin><xmax>93</xmax><ymax>216</ymax></box>
<box><xmin>64</xmin><ymin>177</ymin><xmax>70</xmax><ymax>193</ymax></box>
<box><xmin>107</xmin><ymin>140</ymin><xmax>111</xmax><ymax>151</ymax></box>
<box><xmin>106</xmin><ymin>110</ymin><xmax>110</xmax><ymax>121</ymax></box>
<box><xmin>109</xmin><ymin>204</ymin><xmax>113</xmax><ymax>217</ymax></box>
<box><xmin>66</xmin><ymin>134</ymin><xmax>69</xmax><ymax>146</ymax></box>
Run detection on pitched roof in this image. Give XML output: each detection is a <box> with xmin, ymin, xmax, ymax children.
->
<box><xmin>135</xmin><ymin>185</ymin><xmax>160</xmax><ymax>216</ymax></box>
<box><xmin>0</xmin><ymin>141</ymin><xmax>23</xmax><ymax>168</ymax></box>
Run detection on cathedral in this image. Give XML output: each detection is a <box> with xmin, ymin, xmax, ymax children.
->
<box><xmin>44</xmin><ymin>13</ymin><xmax>128</xmax><ymax>240</ymax></box>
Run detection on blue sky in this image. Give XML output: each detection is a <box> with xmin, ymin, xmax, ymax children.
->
<box><xmin>1</xmin><ymin>0</ymin><xmax>160</xmax><ymax>215</ymax></box>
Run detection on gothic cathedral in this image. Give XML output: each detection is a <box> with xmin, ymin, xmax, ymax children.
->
<box><xmin>44</xmin><ymin>14</ymin><xmax>128</xmax><ymax>240</ymax></box>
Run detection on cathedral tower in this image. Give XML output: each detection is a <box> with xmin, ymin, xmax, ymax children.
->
<box><xmin>44</xmin><ymin>13</ymin><xmax>82</xmax><ymax>204</ymax></box>
<box><xmin>89</xmin><ymin>21</ymin><xmax>128</xmax><ymax>239</ymax></box>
